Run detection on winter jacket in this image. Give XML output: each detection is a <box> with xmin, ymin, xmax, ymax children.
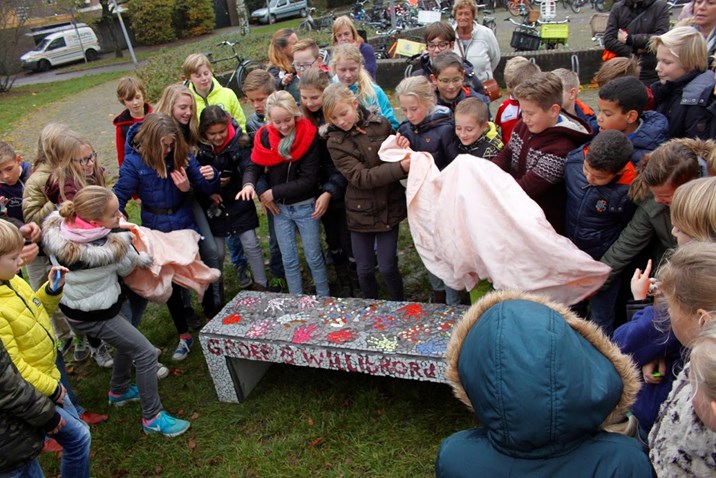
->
<box><xmin>0</xmin><ymin>162</ymin><xmax>31</xmax><ymax>223</ymax></box>
<box><xmin>348</xmin><ymin>82</ymin><xmax>399</xmax><ymax>129</ymax></box>
<box><xmin>0</xmin><ymin>340</ymin><xmax>60</xmax><ymax>474</ymax></box>
<box><xmin>360</xmin><ymin>42</ymin><xmax>377</xmax><ymax>80</ymax></box>
<box><xmin>603</xmin><ymin>0</ymin><xmax>670</xmax><ymax>85</ymax></box>
<box><xmin>325</xmin><ymin>108</ymin><xmax>407</xmax><ymax>233</ymax></box>
<box><xmin>575</xmin><ymin>99</ymin><xmax>598</xmax><ymax>136</ymax></box>
<box><xmin>492</xmin><ymin>113</ymin><xmax>593</xmax><ymax>234</ymax></box>
<box><xmin>0</xmin><ymin>275</ymin><xmax>61</xmax><ymax>397</ymax></box>
<box><xmin>651</xmin><ymin>70</ymin><xmax>714</xmax><ymax>139</ymax></box>
<box><xmin>456</xmin><ymin>121</ymin><xmax>503</xmax><ymax>160</ymax></box>
<box><xmin>112</xmin><ymin>102</ymin><xmax>152</xmax><ymax>167</ymax></box>
<box><xmin>195</xmin><ymin>119</ymin><xmax>259</xmax><ymax>237</ymax></box>
<box><xmin>436</xmin><ymin>291</ymin><xmax>653</xmax><ymax>478</ymax></box>
<box><xmin>245</xmin><ymin>112</ymin><xmax>265</xmax><ymax>142</ymax></box>
<box><xmin>189</xmin><ymin>77</ymin><xmax>247</xmax><ymax>131</ymax></box>
<box><xmin>628</xmin><ymin>110</ymin><xmax>670</xmax><ymax>165</ymax></box>
<box><xmin>436</xmin><ymin>85</ymin><xmax>490</xmax><ymax>118</ymax></box>
<box><xmin>397</xmin><ymin>105</ymin><xmax>460</xmax><ymax>171</ymax></box>
<box><xmin>495</xmin><ymin>96</ymin><xmax>520</xmax><ymax>145</ymax></box>
<box><xmin>114</xmin><ymin>123</ymin><xmax>220</xmax><ymax>233</ymax></box>
<box><xmin>565</xmin><ymin>147</ymin><xmax>637</xmax><ymax>259</ymax></box>
<box><xmin>411</xmin><ymin>52</ymin><xmax>486</xmax><ymax>95</ymax></box>
<box><xmin>267</xmin><ymin>65</ymin><xmax>301</xmax><ymax>104</ymax></box>
<box><xmin>22</xmin><ymin>163</ymin><xmax>55</xmax><ymax>228</ymax></box>
<box><xmin>613</xmin><ymin>305</ymin><xmax>683</xmax><ymax>433</ymax></box>
<box><xmin>452</xmin><ymin>21</ymin><xmax>500</xmax><ymax>82</ymax></box>
<box><xmin>41</xmin><ymin>212</ymin><xmax>152</xmax><ymax>322</ymax></box>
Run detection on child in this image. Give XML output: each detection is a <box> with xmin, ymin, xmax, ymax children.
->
<box><xmin>331</xmin><ymin>43</ymin><xmax>399</xmax><ymax>129</ymax></box>
<box><xmin>323</xmin><ymin>83</ymin><xmax>408</xmax><ymax>300</ymax></box>
<box><xmin>41</xmin><ymin>186</ymin><xmax>190</xmax><ymax>437</ymax></box>
<box><xmin>113</xmin><ymin>76</ymin><xmax>152</xmax><ymax>168</ymax></box>
<box><xmin>492</xmin><ymin>72</ymin><xmax>592</xmax><ymax>234</ymax></box>
<box><xmin>454</xmin><ymin>97</ymin><xmax>503</xmax><ymax>160</ymax></box>
<box><xmin>291</xmin><ymin>38</ymin><xmax>329</xmax><ymax>77</ymax></box>
<box><xmin>649</xmin><ymin>241</ymin><xmax>716</xmax><ymax>475</ymax></box>
<box><xmin>183</xmin><ymin>53</ymin><xmax>247</xmax><ymax>131</ymax></box>
<box><xmin>552</xmin><ymin>68</ymin><xmax>597</xmax><ymax>134</ymax></box>
<box><xmin>650</xmin><ymin>26</ymin><xmax>714</xmax><ymax>139</ymax></box>
<box><xmin>0</xmin><ymin>220</ymin><xmax>91</xmax><ymax>477</ymax></box>
<box><xmin>114</xmin><ymin>113</ymin><xmax>220</xmax><ymax>361</ymax></box>
<box><xmin>594</xmin><ymin>56</ymin><xmax>656</xmax><ymax>111</ymax></box>
<box><xmin>197</xmin><ymin>105</ymin><xmax>268</xmax><ymax>294</ymax></box>
<box><xmin>495</xmin><ymin>58</ymin><xmax>540</xmax><ymax>145</ymax></box>
<box><xmin>0</xmin><ymin>140</ymin><xmax>31</xmax><ymax>223</ymax></box>
<box><xmin>690</xmin><ymin>320</ymin><xmax>716</xmax><ymax>432</ymax></box>
<box><xmin>268</xmin><ymin>28</ymin><xmax>300</xmax><ymax>103</ymax></box>
<box><xmin>155</xmin><ymin>84</ymin><xmax>202</xmax><ymax>150</ymax></box>
<box><xmin>237</xmin><ymin>91</ymin><xmax>330</xmax><ymax>296</ymax></box>
<box><xmin>429</xmin><ymin>51</ymin><xmax>490</xmax><ymax>114</ymax></box>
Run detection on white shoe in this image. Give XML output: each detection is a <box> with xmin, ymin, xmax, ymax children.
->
<box><xmin>157</xmin><ymin>362</ymin><xmax>169</xmax><ymax>380</ymax></box>
<box><xmin>91</xmin><ymin>343</ymin><xmax>114</xmax><ymax>368</ymax></box>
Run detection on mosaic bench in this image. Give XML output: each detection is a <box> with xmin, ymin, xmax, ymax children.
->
<box><xmin>199</xmin><ymin>291</ymin><xmax>469</xmax><ymax>403</ymax></box>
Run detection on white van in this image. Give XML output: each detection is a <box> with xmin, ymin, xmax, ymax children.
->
<box><xmin>21</xmin><ymin>25</ymin><xmax>101</xmax><ymax>72</ymax></box>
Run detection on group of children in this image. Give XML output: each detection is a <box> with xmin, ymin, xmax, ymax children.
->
<box><xmin>2</xmin><ymin>13</ymin><xmax>716</xmax><ymax>477</ymax></box>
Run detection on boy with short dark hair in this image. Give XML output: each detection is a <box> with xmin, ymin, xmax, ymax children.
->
<box><xmin>430</xmin><ymin>51</ymin><xmax>490</xmax><ymax>114</ymax></box>
<box><xmin>0</xmin><ymin>141</ymin><xmax>31</xmax><ymax>223</ymax></box>
<box><xmin>455</xmin><ymin>97</ymin><xmax>503</xmax><ymax>160</ymax></box>
<box><xmin>495</xmin><ymin>58</ymin><xmax>541</xmax><ymax>144</ymax></box>
<box><xmin>112</xmin><ymin>77</ymin><xmax>152</xmax><ymax>167</ymax></box>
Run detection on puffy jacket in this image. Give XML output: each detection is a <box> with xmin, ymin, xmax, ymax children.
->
<box><xmin>22</xmin><ymin>163</ymin><xmax>55</xmax><ymax>228</ymax></box>
<box><xmin>629</xmin><ymin>110</ymin><xmax>670</xmax><ymax>165</ymax></box>
<box><xmin>651</xmin><ymin>70</ymin><xmax>714</xmax><ymax>140</ymax></box>
<box><xmin>397</xmin><ymin>105</ymin><xmax>460</xmax><ymax>171</ymax></box>
<box><xmin>325</xmin><ymin>107</ymin><xmax>407</xmax><ymax>233</ymax></box>
<box><xmin>189</xmin><ymin>77</ymin><xmax>247</xmax><ymax>131</ymax></box>
<box><xmin>603</xmin><ymin>0</ymin><xmax>670</xmax><ymax>85</ymax></box>
<box><xmin>0</xmin><ymin>275</ymin><xmax>61</xmax><ymax>397</ymax></box>
<box><xmin>114</xmin><ymin>123</ymin><xmax>220</xmax><ymax>233</ymax></box>
<box><xmin>452</xmin><ymin>21</ymin><xmax>500</xmax><ymax>82</ymax></box>
<box><xmin>0</xmin><ymin>340</ymin><xmax>60</xmax><ymax>473</ymax></box>
<box><xmin>245</xmin><ymin>112</ymin><xmax>265</xmax><ymax>142</ymax></box>
<box><xmin>565</xmin><ymin>147</ymin><xmax>637</xmax><ymax>259</ymax></box>
<box><xmin>112</xmin><ymin>103</ymin><xmax>152</xmax><ymax>167</ymax></box>
<box><xmin>456</xmin><ymin>121</ymin><xmax>503</xmax><ymax>160</ymax></box>
<box><xmin>436</xmin><ymin>291</ymin><xmax>654</xmax><ymax>478</ymax></box>
<box><xmin>0</xmin><ymin>162</ymin><xmax>31</xmax><ymax>223</ymax></box>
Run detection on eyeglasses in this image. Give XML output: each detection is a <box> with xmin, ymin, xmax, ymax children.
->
<box><xmin>292</xmin><ymin>59</ymin><xmax>317</xmax><ymax>71</ymax></box>
<box><xmin>437</xmin><ymin>77</ymin><xmax>463</xmax><ymax>85</ymax></box>
<box><xmin>76</xmin><ymin>151</ymin><xmax>97</xmax><ymax>165</ymax></box>
<box><xmin>427</xmin><ymin>41</ymin><xmax>450</xmax><ymax>51</ymax></box>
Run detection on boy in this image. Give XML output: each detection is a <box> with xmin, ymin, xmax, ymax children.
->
<box><xmin>0</xmin><ymin>141</ymin><xmax>31</xmax><ymax>223</ymax></box>
<box><xmin>291</xmin><ymin>38</ymin><xmax>329</xmax><ymax>77</ymax></box>
<box><xmin>455</xmin><ymin>97</ymin><xmax>503</xmax><ymax>160</ymax></box>
<box><xmin>492</xmin><ymin>72</ymin><xmax>592</xmax><ymax>234</ymax></box>
<box><xmin>495</xmin><ymin>58</ymin><xmax>540</xmax><ymax>144</ymax></box>
<box><xmin>183</xmin><ymin>53</ymin><xmax>247</xmax><ymax>130</ymax></box>
<box><xmin>430</xmin><ymin>51</ymin><xmax>490</xmax><ymax>114</ymax></box>
<box><xmin>112</xmin><ymin>77</ymin><xmax>152</xmax><ymax>167</ymax></box>
<box><xmin>0</xmin><ymin>220</ymin><xmax>91</xmax><ymax>478</ymax></box>
<box><xmin>552</xmin><ymin>68</ymin><xmax>598</xmax><ymax>135</ymax></box>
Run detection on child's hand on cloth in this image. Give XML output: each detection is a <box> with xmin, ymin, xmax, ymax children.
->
<box><xmin>48</xmin><ymin>266</ymin><xmax>69</xmax><ymax>292</ymax></box>
<box><xmin>630</xmin><ymin>259</ymin><xmax>653</xmax><ymax>300</ymax></box>
<box><xmin>642</xmin><ymin>357</ymin><xmax>666</xmax><ymax>384</ymax></box>
<box><xmin>210</xmin><ymin>193</ymin><xmax>223</xmax><ymax>205</ymax></box>
<box><xmin>394</xmin><ymin>132</ymin><xmax>411</xmax><ymax>149</ymax></box>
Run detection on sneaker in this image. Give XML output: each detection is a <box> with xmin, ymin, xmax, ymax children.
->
<box><xmin>268</xmin><ymin>277</ymin><xmax>287</xmax><ymax>293</ymax></box>
<box><xmin>73</xmin><ymin>336</ymin><xmax>90</xmax><ymax>362</ymax></box>
<box><xmin>58</xmin><ymin>337</ymin><xmax>73</xmax><ymax>357</ymax></box>
<box><xmin>172</xmin><ymin>337</ymin><xmax>193</xmax><ymax>362</ymax></box>
<box><xmin>157</xmin><ymin>362</ymin><xmax>169</xmax><ymax>380</ymax></box>
<box><xmin>91</xmin><ymin>343</ymin><xmax>114</xmax><ymax>368</ymax></box>
<box><xmin>108</xmin><ymin>385</ymin><xmax>140</xmax><ymax>407</ymax></box>
<box><xmin>239</xmin><ymin>269</ymin><xmax>253</xmax><ymax>289</ymax></box>
<box><xmin>80</xmin><ymin>411</ymin><xmax>108</xmax><ymax>425</ymax></box>
<box><xmin>142</xmin><ymin>411</ymin><xmax>191</xmax><ymax>437</ymax></box>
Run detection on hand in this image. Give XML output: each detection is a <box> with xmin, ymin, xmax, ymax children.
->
<box><xmin>618</xmin><ymin>29</ymin><xmax>628</xmax><ymax>44</ymax></box>
<box><xmin>311</xmin><ymin>192</ymin><xmax>331</xmax><ymax>219</ymax></box>
<box><xmin>642</xmin><ymin>357</ymin><xmax>666</xmax><ymax>385</ymax></box>
<box><xmin>20</xmin><ymin>243</ymin><xmax>39</xmax><ymax>266</ymax></box>
<box><xmin>209</xmin><ymin>193</ymin><xmax>223</xmax><ymax>206</ymax></box>
<box><xmin>395</xmin><ymin>132</ymin><xmax>411</xmax><ymax>149</ymax></box>
<box><xmin>263</xmin><ymin>200</ymin><xmax>280</xmax><ymax>216</ymax></box>
<box><xmin>170</xmin><ymin>167</ymin><xmax>190</xmax><ymax>193</ymax></box>
<box><xmin>19</xmin><ymin>222</ymin><xmax>41</xmax><ymax>243</ymax></box>
<box><xmin>0</xmin><ymin>196</ymin><xmax>7</xmax><ymax>206</ymax></box>
<box><xmin>55</xmin><ymin>383</ymin><xmax>66</xmax><ymax>405</ymax></box>
<box><xmin>236</xmin><ymin>185</ymin><xmax>256</xmax><ymax>201</ymax></box>
<box><xmin>259</xmin><ymin>189</ymin><xmax>274</xmax><ymax>203</ymax></box>
<box><xmin>199</xmin><ymin>165</ymin><xmax>215</xmax><ymax>181</ymax></box>
<box><xmin>48</xmin><ymin>266</ymin><xmax>69</xmax><ymax>292</ymax></box>
<box><xmin>630</xmin><ymin>259</ymin><xmax>653</xmax><ymax>301</ymax></box>
<box><xmin>282</xmin><ymin>72</ymin><xmax>294</xmax><ymax>86</ymax></box>
<box><xmin>47</xmin><ymin>417</ymin><xmax>66</xmax><ymax>435</ymax></box>
<box><xmin>400</xmin><ymin>157</ymin><xmax>411</xmax><ymax>173</ymax></box>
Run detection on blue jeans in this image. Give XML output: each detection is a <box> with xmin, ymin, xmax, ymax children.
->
<box><xmin>0</xmin><ymin>459</ymin><xmax>44</xmax><ymax>478</ymax></box>
<box><xmin>273</xmin><ymin>200</ymin><xmax>329</xmax><ymax>295</ymax></box>
<box><xmin>53</xmin><ymin>395</ymin><xmax>91</xmax><ymax>478</ymax></box>
<box><xmin>589</xmin><ymin>276</ymin><xmax>622</xmax><ymax>336</ymax></box>
<box><xmin>55</xmin><ymin>352</ymin><xmax>84</xmax><ymax>416</ymax></box>
<box><xmin>427</xmin><ymin>271</ymin><xmax>462</xmax><ymax>305</ymax></box>
<box><xmin>225</xmin><ymin>234</ymin><xmax>248</xmax><ymax>271</ymax></box>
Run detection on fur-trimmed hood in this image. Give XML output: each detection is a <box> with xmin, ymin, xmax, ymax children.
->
<box><xmin>445</xmin><ymin>290</ymin><xmax>641</xmax><ymax>459</ymax></box>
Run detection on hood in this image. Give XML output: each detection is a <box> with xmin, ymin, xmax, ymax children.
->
<box><xmin>446</xmin><ymin>290</ymin><xmax>640</xmax><ymax>459</ymax></box>
<box><xmin>630</xmin><ymin>110</ymin><xmax>669</xmax><ymax>154</ymax></box>
<box><xmin>321</xmin><ymin>105</ymin><xmax>382</xmax><ymax>141</ymax></box>
<box><xmin>113</xmin><ymin>103</ymin><xmax>152</xmax><ymax>127</ymax></box>
<box><xmin>400</xmin><ymin>105</ymin><xmax>453</xmax><ymax>134</ymax></box>
<box><xmin>534</xmin><ymin>112</ymin><xmax>592</xmax><ymax>144</ymax></box>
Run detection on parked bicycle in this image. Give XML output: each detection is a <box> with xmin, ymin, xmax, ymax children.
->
<box><xmin>298</xmin><ymin>8</ymin><xmax>336</xmax><ymax>32</ymax></box>
<box><xmin>562</xmin><ymin>0</ymin><xmax>605</xmax><ymax>14</ymax></box>
<box><xmin>506</xmin><ymin>15</ymin><xmax>570</xmax><ymax>51</ymax></box>
<box><xmin>205</xmin><ymin>40</ymin><xmax>265</xmax><ymax>93</ymax></box>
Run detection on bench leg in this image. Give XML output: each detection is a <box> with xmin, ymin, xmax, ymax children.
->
<box><xmin>226</xmin><ymin>357</ymin><xmax>272</xmax><ymax>402</ymax></box>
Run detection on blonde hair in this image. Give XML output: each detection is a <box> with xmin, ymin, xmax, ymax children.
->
<box><xmin>630</xmin><ymin>138</ymin><xmax>716</xmax><ymax>202</ymax></box>
<box><xmin>552</xmin><ymin>68</ymin><xmax>579</xmax><ymax>91</ymax></box>
<box><xmin>182</xmin><ymin>53</ymin><xmax>212</xmax><ymax>79</ymax></box>
<box><xmin>331</xmin><ymin>43</ymin><xmax>376</xmax><ymax>106</ymax></box>
<box><xmin>49</xmin><ymin>135</ymin><xmax>106</xmax><ymax>202</ymax></box>
<box><xmin>134</xmin><ymin>113</ymin><xmax>190</xmax><ymax>179</ymax></box>
<box><xmin>452</xmin><ymin>0</ymin><xmax>477</xmax><ymax>19</ymax></box>
<box><xmin>395</xmin><ymin>76</ymin><xmax>437</xmax><ymax>109</ymax></box>
<box><xmin>650</xmin><ymin>26</ymin><xmax>708</xmax><ymax>73</ymax></box>
<box><xmin>154</xmin><ymin>84</ymin><xmax>201</xmax><ymax>150</ymax></box>
<box><xmin>33</xmin><ymin>123</ymin><xmax>72</xmax><ymax>170</ymax></box>
<box><xmin>292</xmin><ymin>38</ymin><xmax>320</xmax><ymax>59</ymax></box>
<box><xmin>268</xmin><ymin>28</ymin><xmax>296</xmax><ymax>73</ymax></box>
<box><xmin>506</xmin><ymin>60</ymin><xmax>541</xmax><ymax>92</ymax></box>
<box><xmin>691</xmin><ymin>320</ymin><xmax>716</xmax><ymax>402</ymax></box>
<box><xmin>332</xmin><ymin>16</ymin><xmax>363</xmax><ymax>45</ymax></box>
<box><xmin>0</xmin><ymin>220</ymin><xmax>23</xmax><ymax>257</ymax></box>
<box><xmin>242</xmin><ymin>69</ymin><xmax>275</xmax><ymax>95</ymax></box>
<box><xmin>265</xmin><ymin>91</ymin><xmax>301</xmax><ymax>159</ymax></box>
<box><xmin>455</xmin><ymin>97</ymin><xmax>489</xmax><ymax>124</ymax></box>
<box><xmin>513</xmin><ymin>72</ymin><xmax>563</xmax><ymax>111</ymax></box>
<box><xmin>299</xmin><ymin>68</ymin><xmax>332</xmax><ymax>124</ymax></box>
<box><xmin>594</xmin><ymin>56</ymin><xmax>641</xmax><ymax>87</ymax></box>
<box><xmin>116</xmin><ymin>76</ymin><xmax>146</xmax><ymax>103</ymax></box>
<box><xmin>58</xmin><ymin>185</ymin><xmax>115</xmax><ymax>224</ymax></box>
<box><xmin>504</xmin><ymin>56</ymin><xmax>530</xmax><ymax>87</ymax></box>
<box><xmin>322</xmin><ymin>82</ymin><xmax>359</xmax><ymax>126</ymax></box>
<box><xmin>671</xmin><ymin>177</ymin><xmax>716</xmax><ymax>241</ymax></box>
<box><xmin>0</xmin><ymin>141</ymin><xmax>17</xmax><ymax>165</ymax></box>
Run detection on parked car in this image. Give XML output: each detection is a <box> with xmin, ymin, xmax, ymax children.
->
<box><xmin>20</xmin><ymin>25</ymin><xmax>101</xmax><ymax>72</ymax></box>
<box><xmin>251</xmin><ymin>0</ymin><xmax>308</xmax><ymax>24</ymax></box>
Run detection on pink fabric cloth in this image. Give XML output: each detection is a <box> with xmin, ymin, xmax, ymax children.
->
<box><xmin>379</xmin><ymin>135</ymin><xmax>612</xmax><ymax>306</ymax></box>
<box><xmin>121</xmin><ymin>222</ymin><xmax>221</xmax><ymax>303</ymax></box>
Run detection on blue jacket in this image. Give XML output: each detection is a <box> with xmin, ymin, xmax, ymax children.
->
<box><xmin>347</xmin><ymin>82</ymin><xmax>399</xmax><ymax>130</ymax></box>
<box><xmin>564</xmin><ymin>146</ymin><xmax>637</xmax><ymax>259</ymax></box>
<box><xmin>436</xmin><ymin>292</ymin><xmax>654</xmax><ymax>478</ymax></box>
<box><xmin>0</xmin><ymin>162</ymin><xmax>31</xmax><ymax>222</ymax></box>
<box><xmin>628</xmin><ymin>110</ymin><xmax>670</xmax><ymax>165</ymax></box>
<box><xmin>114</xmin><ymin>122</ymin><xmax>219</xmax><ymax>233</ymax></box>
<box><xmin>397</xmin><ymin>105</ymin><xmax>459</xmax><ymax>171</ymax></box>
<box><xmin>436</xmin><ymin>85</ymin><xmax>490</xmax><ymax>118</ymax></box>
<box><xmin>651</xmin><ymin>70</ymin><xmax>714</xmax><ymax>139</ymax></box>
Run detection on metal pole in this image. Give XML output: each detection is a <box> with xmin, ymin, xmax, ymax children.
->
<box><xmin>390</xmin><ymin>0</ymin><xmax>396</xmax><ymax>29</ymax></box>
<box><xmin>111</xmin><ymin>0</ymin><xmax>137</xmax><ymax>66</ymax></box>
<box><xmin>70</xmin><ymin>9</ymin><xmax>88</xmax><ymax>63</ymax></box>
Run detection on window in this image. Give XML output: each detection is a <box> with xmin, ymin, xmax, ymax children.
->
<box><xmin>47</xmin><ymin>37</ymin><xmax>66</xmax><ymax>50</ymax></box>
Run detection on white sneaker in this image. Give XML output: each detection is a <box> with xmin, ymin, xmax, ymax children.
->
<box><xmin>157</xmin><ymin>362</ymin><xmax>169</xmax><ymax>380</ymax></box>
<box><xmin>91</xmin><ymin>343</ymin><xmax>114</xmax><ymax>368</ymax></box>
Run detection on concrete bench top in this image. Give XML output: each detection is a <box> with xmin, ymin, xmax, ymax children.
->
<box><xmin>200</xmin><ymin>291</ymin><xmax>469</xmax><ymax>403</ymax></box>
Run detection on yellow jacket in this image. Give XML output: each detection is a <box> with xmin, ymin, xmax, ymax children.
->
<box><xmin>0</xmin><ymin>275</ymin><xmax>61</xmax><ymax>396</ymax></box>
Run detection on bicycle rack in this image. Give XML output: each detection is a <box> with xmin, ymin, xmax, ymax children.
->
<box><xmin>571</xmin><ymin>54</ymin><xmax>579</xmax><ymax>76</ymax></box>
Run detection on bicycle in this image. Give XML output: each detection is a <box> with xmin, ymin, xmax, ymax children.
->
<box><xmin>477</xmin><ymin>4</ymin><xmax>497</xmax><ymax>33</ymax></box>
<box><xmin>298</xmin><ymin>8</ymin><xmax>335</xmax><ymax>32</ymax></box>
<box><xmin>507</xmin><ymin>0</ymin><xmax>533</xmax><ymax>17</ymax></box>
<box><xmin>206</xmin><ymin>40</ymin><xmax>265</xmax><ymax>93</ymax></box>
<box><xmin>562</xmin><ymin>0</ymin><xmax>605</xmax><ymax>14</ymax></box>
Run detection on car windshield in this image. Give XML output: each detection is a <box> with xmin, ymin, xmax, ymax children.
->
<box><xmin>34</xmin><ymin>38</ymin><xmax>51</xmax><ymax>51</ymax></box>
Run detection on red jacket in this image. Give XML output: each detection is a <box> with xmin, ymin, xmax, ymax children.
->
<box><xmin>112</xmin><ymin>103</ymin><xmax>152</xmax><ymax>167</ymax></box>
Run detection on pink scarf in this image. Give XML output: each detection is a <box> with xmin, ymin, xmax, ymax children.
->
<box><xmin>60</xmin><ymin>215</ymin><xmax>111</xmax><ymax>243</ymax></box>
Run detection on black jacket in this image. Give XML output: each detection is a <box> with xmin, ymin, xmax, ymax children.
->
<box><xmin>651</xmin><ymin>70</ymin><xmax>715</xmax><ymax>140</ymax></box>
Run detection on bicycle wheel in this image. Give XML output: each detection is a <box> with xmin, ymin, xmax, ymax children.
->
<box><xmin>235</xmin><ymin>60</ymin><xmax>266</xmax><ymax>93</ymax></box>
<box><xmin>594</xmin><ymin>0</ymin><xmax>605</xmax><ymax>11</ymax></box>
<box><xmin>404</xmin><ymin>63</ymin><xmax>414</xmax><ymax>78</ymax></box>
<box><xmin>484</xmin><ymin>17</ymin><xmax>497</xmax><ymax>33</ymax></box>
<box><xmin>569</xmin><ymin>0</ymin><xmax>582</xmax><ymax>13</ymax></box>
<box><xmin>298</xmin><ymin>19</ymin><xmax>313</xmax><ymax>33</ymax></box>
<box><xmin>507</xmin><ymin>0</ymin><xmax>522</xmax><ymax>16</ymax></box>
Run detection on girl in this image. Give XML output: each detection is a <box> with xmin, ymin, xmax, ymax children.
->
<box><xmin>41</xmin><ymin>186</ymin><xmax>190</xmax><ymax>438</ymax></box>
<box><xmin>331</xmin><ymin>43</ymin><xmax>399</xmax><ymax>129</ymax></box>
<box><xmin>268</xmin><ymin>28</ymin><xmax>300</xmax><ymax>103</ymax></box>
<box><xmin>197</xmin><ymin>106</ymin><xmax>268</xmax><ymax>293</ymax></box>
<box><xmin>650</xmin><ymin>26</ymin><xmax>713</xmax><ymax>139</ymax></box>
<box><xmin>154</xmin><ymin>84</ymin><xmax>201</xmax><ymax>151</ymax></box>
<box><xmin>690</xmin><ymin>320</ymin><xmax>716</xmax><ymax>432</ymax></box>
<box><xmin>114</xmin><ymin>112</ymin><xmax>220</xmax><ymax>361</ymax></box>
<box><xmin>395</xmin><ymin>75</ymin><xmax>460</xmax><ymax>305</ymax></box>
<box><xmin>322</xmin><ymin>83</ymin><xmax>408</xmax><ymax>300</ymax></box>
<box><xmin>331</xmin><ymin>16</ymin><xmax>377</xmax><ymax>80</ymax></box>
<box><xmin>237</xmin><ymin>91</ymin><xmax>329</xmax><ymax>296</ymax></box>
<box><xmin>649</xmin><ymin>241</ymin><xmax>716</xmax><ymax>476</ymax></box>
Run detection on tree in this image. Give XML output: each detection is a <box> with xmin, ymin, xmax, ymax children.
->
<box><xmin>0</xmin><ymin>0</ymin><xmax>33</xmax><ymax>93</ymax></box>
<box><xmin>99</xmin><ymin>0</ymin><xmax>123</xmax><ymax>58</ymax></box>
<box><xmin>174</xmin><ymin>0</ymin><xmax>215</xmax><ymax>38</ymax></box>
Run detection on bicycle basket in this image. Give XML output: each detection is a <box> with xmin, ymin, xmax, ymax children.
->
<box><xmin>541</xmin><ymin>23</ymin><xmax>569</xmax><ymax>40</ymax></box>
<box><xmin>510</xmin><ymin>30</ymin><xmax>541</xmax><ymax>51</ymax></box>
<box><xmin>590</xmin><ymin>13</ymin><xmax>609</xmax><ymax>36</ymax></box>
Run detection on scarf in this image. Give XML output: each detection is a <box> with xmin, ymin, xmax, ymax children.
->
<box><xmin>250</xmin><ymin>117</ymin><xmax>317</xmax><ymax>167</ymax></box>
<box><xmin>60</xmin><ymin>215</ymin><xmax>111</xmax><ymax>243</ymax></box>
<box><xmin>213</xmin><ymin>119</ymin><xmax>236</xmax><ymax>154</ymax></box>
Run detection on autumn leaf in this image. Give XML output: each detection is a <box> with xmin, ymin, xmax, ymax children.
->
<box><xmin>155</xmin><ymin>465</ymin><xmax>163</xmax><ymax>474</ymax></box>
<box><xmin>307</xmin><ymin>417</ymin><xmax>314</xmax><ymax>426</ymax></box>
<box><xmin>191</xmin><ymin>412</ymin><xmax>200</xmax><ymax>420</ymax></box>
<box><xmin>188</xmin><ymin>436</ymin><xmax>197</xmax><ymax>451</ymax></box>
<box><xmin>308</xmin><ymin>436</ymin><xmax>324</xmax><ymax>448</ymax></box>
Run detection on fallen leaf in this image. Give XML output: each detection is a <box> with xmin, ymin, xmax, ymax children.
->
<box><xmin>177</xmin><ymin>409</ymin><xmax>185</xmax><ymax>417</ymax></box>
<box><xmin>154</xmin><ymin>465</ymin><xmax>163</xmax><ymax>474</ymax></box>
<box><xmin>308</xmin><ymin>436</ymin><xmax>324</xmax><ymax>448</ymax></box>
<box><xmin>191</xmin><ymin>412</ymin><xmax>199</xmax><ymax>420</ymax></box>
<box><xmin>307</xmin><ymin>417</ymin><xmax>314</xmax><ymax>426</ymax></box>
<box><xmin>170</xmin><ymin>368</ymin><xmax>183</xmax><ymax>377</ymax></box>
<box><xmin>375</xmin><ymin>409</ymin><xmax>384</xmax><ymax>416</ymax></box>
<box><xmin>188</xmin><ymin>436</ymin><xmax>196</xmax><ymax>451</ymax></box>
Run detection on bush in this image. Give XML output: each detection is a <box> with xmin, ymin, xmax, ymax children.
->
<box><xmin>175</xmin><ymin>0</ymin><xmax>216</xmax><ymax>38</ymax></box>
<box><xmin>127</xmin><ymin>0</ymin><xmax>177</xmax><ymax>45</ymax></box>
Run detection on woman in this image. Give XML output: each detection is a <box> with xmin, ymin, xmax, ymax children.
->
<box><xmin>267</xmin><ymin>28</ymin><xmax>300</xmax><ymax>103</ymax></box>
<box><xmin>679</xmin><ymin>0</ymin><xmax>716</xmax><ymax>67</ymax></box>
<box><xmin>331</xmin><ymin>16</ymin><xmax>377</xmax><ymax>80</ymax></box>
<box><xmin>451</xmin><ymin>0</ymin><xmax>500</xmax><ymax>83</ymax></box>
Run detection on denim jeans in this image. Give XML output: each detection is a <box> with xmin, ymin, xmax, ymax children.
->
<box><xmin>55</xmin><ymin>352</ymin><xmax>84</xmax><ymax>416</ymax></box>
<box><xmin>225</xmin><ymin>234</ymin><xmax>248</xmax><ymax>272</ymax></box>
<box><xmin>589</xmin><ymin>276</ymin><xmax>622</xmax><ymax>337</ymax></box>
<box><xmin>53</xmin><ymin>395</ymin><xmax>91</xmax><ymax>478</ymax></box>
<box><xmin>273</xmin><ymin>200</ymin><xmax>329</xmax><ymax>295</ymax></box>
<box><xmin>0</xmin><ymin>459</ymin><xmax>44</xmax><ymax>478</ymax></box>
<box><xmin>226</xmin><ymin>231</ymin><xmax>268</xmax><ymax>287</ymax></box>
<box><xmin>427</xmin><ymin>271</ymin><xmax>462</xmax><ymax>305</ymax></box>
